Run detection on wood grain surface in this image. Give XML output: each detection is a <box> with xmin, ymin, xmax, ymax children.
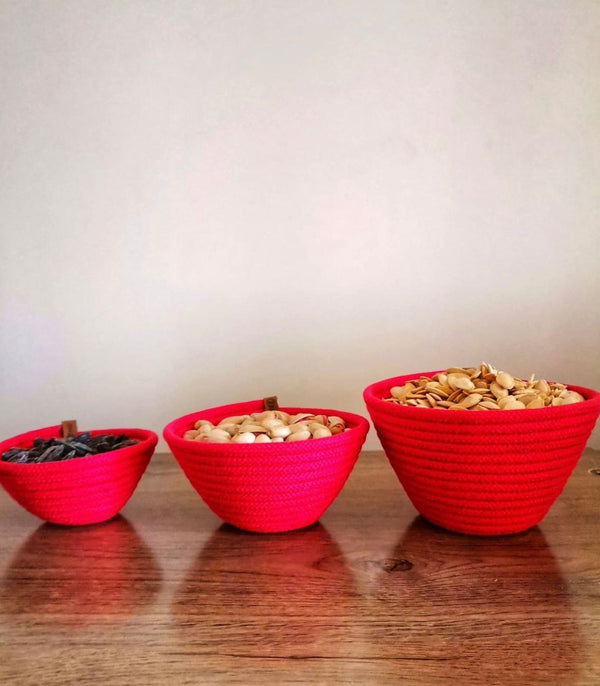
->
<box><xmin>1</xmin><ymin>448</ymin><xmax>599</xmax><ymax>685</ymax></box>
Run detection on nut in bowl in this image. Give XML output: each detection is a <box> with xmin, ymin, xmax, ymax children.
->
<box><xmin>363</xmin><ymin>365</ymin><xmax>600</xmax><ymax>536</ymax></box>
<box><xmin>0</xmin><ymin>425</ymin><xmax>158</xmax><ymax>525</ymax></box>
<box><xmin>163</xmin><ymin>399</ymin><xmax>369</xmax><ymax>533</ymax></box>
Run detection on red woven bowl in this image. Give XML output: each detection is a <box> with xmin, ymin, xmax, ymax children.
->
<box><xmin>363</xmin><ymin>372</ymin><xmax>600</xmax><ymax>536</ymax></box>
<box><xmin>0</xmin><ymin>426</ymin><xmax>158</xmax><ymax>525</ymax></box>
<box><xmin>163</xmin><ymin>400</ymin><xmax>369</xmax><ymax>533</ymax></box>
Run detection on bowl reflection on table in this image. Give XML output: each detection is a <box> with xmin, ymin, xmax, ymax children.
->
<box><xmin>0</xmin><ymin>515</ymin><xmax>161</xmax><ymax>626</ymax></box>
<box><xmin>364</xmin><ymin>516</ymin><xmax>583</xmax><ymax>684</ymax></box>
<box><xmin>172</xmin><ymin>522</ymin><xmax>357</xmax><ymax>657</ymax></box>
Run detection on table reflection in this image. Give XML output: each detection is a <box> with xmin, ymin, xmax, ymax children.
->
<box><xmin>0</xmin><ymin>515</ymin><xmax>161</xmax><ymax>626</ymax></box>
<box><xmin>362</xmin><ymin>516</ymin><xmax>584</xmax><ymax>684</ymax></box>
<box><xmin>172</xmin><ymin>522</ymin><xmax>357</xmax><ymax>657</ymax></box>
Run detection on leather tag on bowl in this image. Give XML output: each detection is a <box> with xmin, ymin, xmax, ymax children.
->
<box><xmin>61</xmin><ymin>420</ymin><xmax>78</xmax><ymax>438</ymax></box>
<box><xmin>263</xmin><ymin>396</ymin><xmax>279</xmax><ymax>411</ymax></box>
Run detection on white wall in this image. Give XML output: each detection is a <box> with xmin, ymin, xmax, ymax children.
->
<box><xmin>1</xmin><ymin>0</ymin><xmax>599</xmax><ymax>450</ymax></box>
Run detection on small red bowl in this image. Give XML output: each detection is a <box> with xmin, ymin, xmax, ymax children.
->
<box><xmin>364</xmin><ymin>372</ymin><xmax>600</xmax><ymax>535</ymax></box>
<box><xmin>0</xmin><ymin>426</ymin><xmax>158</xmax><ymax>525</ymax></box>
<box><xmin>163</xmin><ymin>400</ymin><xmax>369</xmax><ymax>533</ymax></box>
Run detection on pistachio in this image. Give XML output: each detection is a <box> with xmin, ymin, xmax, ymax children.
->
<box><xmin>231</xmin><ymin>432</ymin><xmax>256</xmax><ymax>444</ymax></box>
<box><xmin>237</xmin><ymin>423</ymin><xmax>269</xmax><ymax>434</ymax></box>
<box><xmin>312</xmin><ymin>426</ymin><xmax>333</xmax><ymax>439</ymax></box>
<box><xmin>285</xmin><ymin>430</ymin><xmax>312</xmax><ymax>442</ymax></box>
<box><xmin>330</xmin><ymin>423</ymin><xmax>346</xmax><ymax>435</ymax></box>
<box><xmin>290</xmin><ymin>413</ymin><xmax>314</xmax><ymax>424</ymax></box>
<box><xmin>269</xmin><ymin>425</ymin><xmax>292</xmax><ymax>439</ymax></box>
<box><xmin>216</xmin><ymin>422</ymin><xmax>238</xmax><ymax>437</ymax></box>
<box><xmin>288</xmin><ymin>422</ymin><xmax>310</xmax><ymax>434</ymax></box>
<box><xmin>261</xmin><ymin>418</ymin><xmax>284</xmax><ymax>432</ymax></box>
<box><xmin>206</xmin><ymin>428</ymin><xmax>231</xmax><ymax>443</ymax></box>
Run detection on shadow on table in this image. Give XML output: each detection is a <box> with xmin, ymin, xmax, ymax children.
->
<box><xmin>0</xmin><ymin>515</ymin><xmax>161</xmax><ymax>626</ymax></box>
<box><xmin>172</xmin><ymin>522</ymin><xmax>358</xmax><ymax>657</ymax></box>
<box><xmin>363</xmin><ymin>515</ymin><xmax>584</xmax><ymax>684</ymax></box>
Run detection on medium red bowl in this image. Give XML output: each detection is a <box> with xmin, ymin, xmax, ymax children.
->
<box><xmin>163</xmin><ymin>400</ymin><xmax>369</xmax><ymax>533</ymax></box>
<box><xmin>0</xmin><ymin>426</ymin><xmax>158</xmax><ymax>525</ymax></box>
<box><xmin>364</xmin><ymin>372</ymin><xmax>600</xmax><ymax>535</ymax></box>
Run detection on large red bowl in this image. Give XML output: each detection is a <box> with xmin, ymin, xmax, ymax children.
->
<box><xmin>364</xmin><ymin>372</ymin><xmax>600</xmax><ymax>535</ymax></box>
<box><xmin>163</xmin><ymin>400</ymin><xmax>369</xmax><ymax>533</ymax></box>
<box><xmin>0</xmin><ymin>426</ymin><xmax>158</xmax><ymax>525</ymax></box>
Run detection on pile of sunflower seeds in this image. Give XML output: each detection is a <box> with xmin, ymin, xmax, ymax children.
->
<box><xmin>385</xmin><ymin>362</ymin><xmax>585</xmax><ymax>411</ymax></box>
<box><xmin>1</xmin><ymin>433</ymin><xmax>139</xmax><ymax>464</ymax></box>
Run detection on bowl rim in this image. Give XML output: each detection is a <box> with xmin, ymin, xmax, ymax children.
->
<box><xmin>363</xmin><ymin>370</ymin><xmax>600</xmax><ymax>425</ymax></box>
<box><xmin>0</xmin><ymin>426</ymin><xmax>159</xmax><ymax>472</ymax></box>
<box><xmin>163</xmin><ymin>399</ymin><xmax>370</xmax><ymax>451</ymax></box>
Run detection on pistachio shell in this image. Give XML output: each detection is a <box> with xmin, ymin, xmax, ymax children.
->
<box><xmin>237</xmin><ymin>423</ymin><xmax>268</xmax><ymax>434</ymax></box>
<box><xmin>216</xmin><ymin>422</ymin><xmax>238</xmax><ymax>436</ymax></box>
<box><xmin>207</xmin><ymin>428</ymin><xmax>231</xmax><ymax>443</ymax></box>
<box><xmin>254</xmin><ymin>434</ymin><xmax>272</xmax><ymax>443</ymax></box>
<box><xmin>269</xmin><ymin>425</ymin><xmax>292</xmax><ymax>439</ymax></box>
<box><xmin>327</xmin><ymin>416</ymin><xmax>345</xmax><ymax>428</ymax></box>
<box><xmin>252</xmin><ymin>411</ymin><xmax>277</xmax><ymax>422</ymax></box>
<box><xmin>219</xmin><ymin>415</ymin><xmax>248</xmax><ymax>425</ymax></box>
<box><xmin>311</xmin><ymin>414</ymin><xmax>328</xmax><ymax>426</ymax></box>
<box><xmin>231</xmin><ymin>432</ymin><xmax>256</xmax><ymax>444</ymax></box>
<box><xmin>261</xmin><ymin>418</ymin><xmax>284</xmax><ymax>431</ymax></box>
<box><xmin>290</xmin><ymin>413</ymin><xmax>314</xmax><ymax>424</ymax></box>
<box><xmin>288</xmin><ymin>422</ymin><xmax>310</xmax><ymax>434</ymax></box>
<box><xmin>285</xmin><ymin>430</ymin><xmax>311</xmax><ymax>442</ymax></box>
<box><xmin>311</xmin><ymin>426</ymin><xmax>332</xmax><ymax>439</ymax></box>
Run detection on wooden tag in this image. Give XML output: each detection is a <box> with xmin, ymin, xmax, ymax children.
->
<box><xmin>61</xmin><ymin>420</ymin><xmax>78</xmax><ymax>438</ymax></box>
<box><xmin>263</xmin><ymin>396</ymin><xmax>279</xmax><ymax>411</ymax></box>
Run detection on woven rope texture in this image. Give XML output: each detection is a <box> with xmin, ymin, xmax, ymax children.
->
<box><xmin>164</xmin><ymin>401</ymin><xmax>369</xmax><ymax>533</ymax></box>
<box><xmin>364</xmin><ymin>372</ymin><xmax>600</xmax><ymax>535</ymax></box>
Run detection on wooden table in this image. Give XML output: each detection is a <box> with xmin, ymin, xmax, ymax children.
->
<box><xmin>1</xmin><ymin>449</ymin><xmax>599</xmax><ymax>685</ymax></box>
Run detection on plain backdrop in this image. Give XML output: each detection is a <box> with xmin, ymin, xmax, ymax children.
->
<box><xmin>1</xmin><ymin>0</ymin><xmax>599</xmax><ymax>450</ymax></box>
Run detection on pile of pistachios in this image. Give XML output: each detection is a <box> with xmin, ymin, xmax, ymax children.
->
<box><xmin>384</xmin><ymin>363</ymin><xmax>585</xmax><ymax>410</ymax></box>
<box><xmin>183</xmin><ymin>410</ymin><xmax>347</xmax><ymax>443</ymax></box>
